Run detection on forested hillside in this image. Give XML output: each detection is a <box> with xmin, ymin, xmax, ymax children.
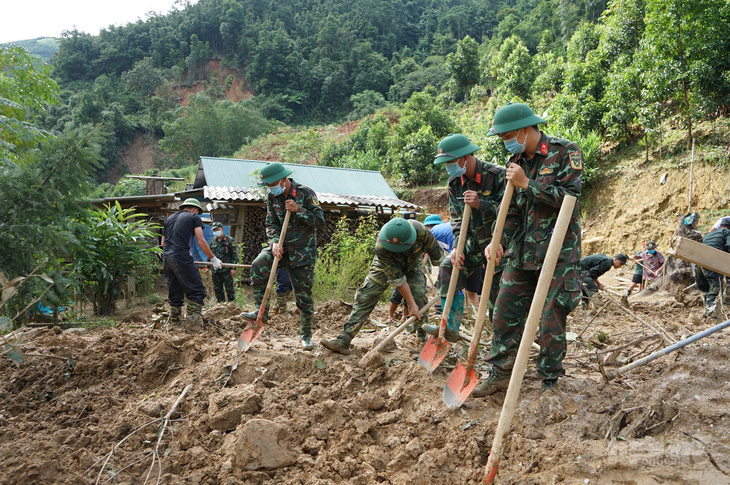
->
<box><xmin>4</xmin><ymin>0</ymin><xmax>725</xmax><ymax>191</ymax></box>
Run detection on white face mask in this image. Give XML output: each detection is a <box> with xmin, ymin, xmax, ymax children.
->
<box><xmin>213</xmin><ymin>230</ymin><xmax>223</xmax><ymax>237</ymax></box>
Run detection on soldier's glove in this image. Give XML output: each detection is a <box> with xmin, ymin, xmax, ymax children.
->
<box><xmin>211</xmin><ymin>256</ymin><xmax>223</xmax><ymax>270</ymax></box>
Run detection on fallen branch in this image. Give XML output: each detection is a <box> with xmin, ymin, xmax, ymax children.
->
<box><xmin>566</xmin><ymin>334</ymin><xmax>659</xmax><ymax>360</ymax></box>
<box><xmin>144</xmin><ymin>384</ymin><xmax>192</xmax><ymax>485</ymax></box>
<box><xmin>602</xmin><ymin>290</ymin><xmax>677</xmax><ymax>345</ymax></box>
<box><xmin>577</xmin><ymin>300</ymin><xmax>611</xmax><ymax>338</ymax></box>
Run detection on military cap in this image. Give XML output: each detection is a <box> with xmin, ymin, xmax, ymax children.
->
<box><xmin>257</xmin><ymin>162</ymin><xmax>293</xmax><ymax>185</ymax></box>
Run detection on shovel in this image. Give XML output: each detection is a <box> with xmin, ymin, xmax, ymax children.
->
<box><xmin>483</xmin><ymin>194</ymin><xmax>576</xmax><ymax>485</ymax></box>
<box><xmin>418</xmin><ymin>205</ymin><xmax>472</xmax><ymax>372</ymax></box>
<box><xmin>359</xmin><ymin>295</ymin><xmax>439</xmax><ymax>366</ymax></box>
<box><xmin>443</xmin><ymin>182</ymin><xmax>514</xmax><ymax>408</ymax></box>
<box><xmin>238</xmin><ymin>210</ymin><xmax>292</xmax><ymax>352</ymax></box>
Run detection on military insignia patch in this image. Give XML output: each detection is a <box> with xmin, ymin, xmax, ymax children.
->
<box><xmin>475</xmin><ymin>172</ymin><xmax>482</xmax><ymax>184</ymax></box>
<box><xmin>569</xmin><ymin>152</ymin><xmax>583</xmax><ymax>170</ymax></box>
<box><xmin>312</xmin><ymin>196</ymin><xmax>320</xmax><ymax>205</ymax></box>
<box><xmin>539</xmin><ymin>167</ymin><xmax>553</xmax><ymax>175</ymax></box>
<box><xmin>259</xmin><ymin>174</ymin><xmax>264</xmax><ymax>179</ymax></box>
<box><xmin>481</xmin><ymin>190</ymin><xmax>491</xmax><ymax>196</ymax></box>
<box><xmin>292</xmin><ymin>188</ymin><xmax>297</xmax><ymax>197</ymax></box>
<box><xmin>540</xmin><ymin>142</ymin><xmax>548</xmax><ymax>155</ymax></box>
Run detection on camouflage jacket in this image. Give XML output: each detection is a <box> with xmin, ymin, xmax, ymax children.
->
<box><xmin>209</xmin><ymin>234</ymin><xmax>238</xmax><ymax>273</ymax></box>
<box><xmin>448</xmin><ymin>158</ymin><xmax>507</xmax><ymax>257</ymax></box>
<box><xmin>501</xmin><ymin>132</ymin><xmax>582</xmax><ymax>270</ymax></box>
<box><xmin>266</xmin><ymin>180</ymin><xmax>325</xmax><ymax>267</ymax></box>
<box><xmin>372</xmin><ymin>220</ymin><xmax>443</xmax><ymax>287</ymax></box>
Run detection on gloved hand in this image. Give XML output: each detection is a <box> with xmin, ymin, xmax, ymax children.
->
<box><xmin>210</xmin><ymin>256</ymin><xmax>223</xmax><ymax>270</ymax></box>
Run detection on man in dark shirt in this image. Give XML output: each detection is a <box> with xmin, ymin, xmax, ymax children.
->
<box><xmin>161</xmin><ymin>198</ymin><xmax>221</xmax><ymax>328</ymax></box>
<box><xmin>580</xmin><ymin>253</ymin><xmax>627</xmax><ymax>306</ymax></box>
<box><xmin>695</xmin><ymin>217</ymin><xmax>730</xmax><ymax>316</ymax></box>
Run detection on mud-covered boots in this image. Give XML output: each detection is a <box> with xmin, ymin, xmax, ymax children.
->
<box><xmin>321</xmin><ymin>332</ymin><xmax>353</xmax><ymax>355</ymax></box>
<box><xmin>472</xmin><ymin>366</ymin><xmax>511</xmax><ymax>397</ymax></box>
<box><xmin>168</xmin><ymin>306</ymin><xmax>182</xmax><ymax>326</ymax></box>
<box><xmin>240</xmin><ymin>308</ymin><xmax>268</xmax><ymax>324</ymax></box>
<box><xmin>183</xmin><ymin>301</ymin><xmax>204</xmax><ymax>333</ymax></box>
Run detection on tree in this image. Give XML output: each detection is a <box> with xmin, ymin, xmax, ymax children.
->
<box><xmin>640</xmin><ymin>0</ymin><xmax>730</xmax><ymax>145</ymax></box>
<box><xmin>71</xmin><ymin>202</ymin><xmax>161</xmax><ymax>315</ymax></box>
<box><xmin>0</xmin><ymin>45</ymin><xmax>59</xmax><ymax>158</ymax></box>
<box><xmin>447</xmin><ymin>35</ymin><xmax>480</xmax><ymax>103</ymax></box>
<box><xmin>160</xmin><ymin>94</ymin><xmax>277</xmax><ymax>165</ymax></box>
<box><xmin>121</xmin><ymin>57</ymin><xmax>167</xmax><ymax>135</ymax></box>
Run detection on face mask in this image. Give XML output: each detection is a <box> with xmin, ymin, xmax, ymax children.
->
<box><xmin>269</xmin><ymin>180</ymin><xmax>285</xmax><ymax>196</ymax></box>
<box><xmin>503</xmin><ymin>129</ymin><xmax>526</xmax><ymax>154</ymax></box>
<box><xmin>647</xmin><ymin>249</ymin><xmax>656</xmax><ymax>254</ymax></box>
<box><xmin>213</xmin><ymin>230</ymin><xmax>223</xmax><ymax>237</ymax></box>
<box><xmin>445</xmin><ymin>159</ymin><xmax>466</xmax><ymax>177</ymax></box>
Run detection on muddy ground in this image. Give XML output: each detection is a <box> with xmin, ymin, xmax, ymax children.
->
<box><xmin>2</xmin><ymin>270</ymin><xmax>730</xmax><ymax>484</ymax></box>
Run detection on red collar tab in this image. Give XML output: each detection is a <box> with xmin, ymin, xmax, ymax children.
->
<box><xmin>291</xmin><ymin>187</ymin><xmax>297</xmax><ymax>197</ymax></box>
<box><xmin>475</xmin><ymin>172</ymin><xmax>482</xmax><ymax>184</ymax></box>
<box><xmin>460</xmin><ymin>175</ymin><xmax>465</xmax><ymax>186</ymax></box>
<box><xmin>540</xmin><ymin>142</ymin><xmax>548</xmax><ymax>156</ymax></box>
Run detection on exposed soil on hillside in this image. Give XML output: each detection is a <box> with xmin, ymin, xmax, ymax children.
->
<box><xmin>2</xmin><ymin>277</ymin><xmax>730</xmax><ymax>484</ymax></box>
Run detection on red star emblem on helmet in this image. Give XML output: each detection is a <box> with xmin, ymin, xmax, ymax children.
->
<box><xmin>393</xmin><ymin>237</ymin><xmax>398</xmax><ymax>242</ymax></box>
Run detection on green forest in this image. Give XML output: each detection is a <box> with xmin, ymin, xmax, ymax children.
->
<box><xmin>1</xmin><ymin>0</ymin><xmax>729</xmax><ymax>319</ymax></box>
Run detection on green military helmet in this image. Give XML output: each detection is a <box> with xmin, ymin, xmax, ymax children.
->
<box><xmin>434</xmin><ymin>134</ymin><xmax>480</xmax><ymax>164</ymax></box>
<box><xmin>212</xmin><ymin>222</ymin><xmax>223</xmax><ymax>229</ymax></box>
<box><xmin>180</xmin><ymin>198</ymin><xmax>202</xmax><ymax>211</ymax></box>
<box><xmin>378</xmin><ymin>218</ymin><xmax>417</xmax><ymax>252</ymax></box>
<box><xmin>257</xmin><ymin>162</ymin><xmax>293</xmax><ymax>185</ymax></box>
<box><xmin>487</xmin><ymin>102</ymin><xmax>546</xmax><ymax>136</ymax></box>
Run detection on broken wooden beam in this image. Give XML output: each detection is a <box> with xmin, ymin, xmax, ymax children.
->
<box><xmin>669</xmin><ymin>236</ymin><xmax>730</xmax><ymax>277</ymax></box>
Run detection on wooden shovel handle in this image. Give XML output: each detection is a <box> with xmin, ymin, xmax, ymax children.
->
<box><xmin>465</xmin><ymin>182</ymin><xmax>515</xmax><ymax>368</ymax></box>
<box><xmin>484</xmin><ymin>194</ymin><xmax>577</xmax><ymax>484</ymax></box>
<box><xmin>439</xmin><ymin>204</ymin><xmax>472</xmax><ymax>339</ymax></box>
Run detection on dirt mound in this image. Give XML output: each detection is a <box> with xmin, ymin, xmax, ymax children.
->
<box><xmin>2</xmin><ymin>297</ymin><xmax>729</xmax><ymax>484</ymax></box>
<box><xmin>412</xmin><ymin>188</ymin><xmax>449</xmax><ymax>219</ymax></box>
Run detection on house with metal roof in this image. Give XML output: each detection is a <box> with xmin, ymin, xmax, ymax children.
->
<box><xmin>183</xmin><ymin>157</ymin><xmax>419</xmax><ymax>263</ymax></box>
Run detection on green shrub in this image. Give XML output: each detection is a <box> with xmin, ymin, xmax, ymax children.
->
<box><xmin>313</xmin><ymin>213</ymin><xmax>380</xmax><ymax>302</ymax></box>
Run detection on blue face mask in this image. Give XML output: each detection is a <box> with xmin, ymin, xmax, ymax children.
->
<box><xmin>647</xmin><ymin>249</ymin><xmax>656</xmax><ymax>254</ymax></box>
<box><xmin>503</xmin><ymin>129</ymin><xmax>526</xmax><ymax>154</ymax></box>
<box><xmin>269</xmin><ymin>180</ymin><xmax>285</xmax><ymax>196</ymax></box>
<box><xmin>445</xmin><ymin>159</ymin><xmax>466</xmax><ymax>177</ymax></box>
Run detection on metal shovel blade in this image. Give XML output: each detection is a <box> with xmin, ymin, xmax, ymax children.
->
<box><xmin>417</xmin><ymin>335</ymin><xmax>451</xmax><ymax>372</ymax></box>
<box><xmin>238</xmin><ymin>321</ymin><xmax>264</xmax><ymax>353</ymax></box>
<box><xmin>443</xmin><ymin>363</ymin><xmax>478</xmax><ymax>409</ymax></box>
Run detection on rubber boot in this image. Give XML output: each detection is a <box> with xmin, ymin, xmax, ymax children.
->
<box><xmin>241</xmin><ymin>308</ymin><xmax>268</xmax><ymax>324</ymax></box>
<box><xmin>186</xmin><ymin>301</ymin><xmax>203</xmax><ymax>325</ymax></box>
<box><xmin>421</xmin><ymin>293</ymin><xmax>463</xmax><ymax>343</ymax></box>
<box><xmin>169</xmin><ymin>306</ymin><xmax>182</xmax><ymax>326</ymax></box>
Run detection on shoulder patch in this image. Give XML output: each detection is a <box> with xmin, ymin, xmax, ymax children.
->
<box><xmin>312</xmin><ymin>196</ymin><xmax>320</xmax><ymax>205</ymax></box>
<box><xmin>486</xmin><ymin>165</ymin><xmax>505</xmax><ymax>175</ymax></box>
<box><xmin>569</xmin><ymin>152</ymin><xmax>583</xmax><ymax>170</ymax></box>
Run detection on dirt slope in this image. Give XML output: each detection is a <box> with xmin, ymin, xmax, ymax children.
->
<box><xmin>2</xmin><ymin>294</ymin><xmax>729</xmax><ymax>484</ymax></box>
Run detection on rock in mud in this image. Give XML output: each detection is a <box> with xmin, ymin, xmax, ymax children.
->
<box><xmin>234</xmin><ymin>418</ymin><xmax>296</xmax><ymax>470</ymax></box>
<box><xmin>208</xmin><ymin>385</ymin><xmax>262</xmax><ymax>431</ymax></box>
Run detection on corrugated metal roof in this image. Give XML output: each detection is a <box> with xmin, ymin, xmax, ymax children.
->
<box><xmin>203</xmin><ymin>186</ymin><xmax>419</xmax><ymax>210</ymax></box>
<box><xmin>196</xmin><ymin>157</ymin><xmax>398</xmax><ymax>198</ymax></box>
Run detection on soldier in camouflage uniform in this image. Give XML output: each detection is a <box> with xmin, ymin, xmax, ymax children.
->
<box><xmin>421</xmin><ymin>134</ymin><xmax>506</xmax><ymax>342</ymax></box>
<box><xmin>241</xmin><ymin>162</ymin><xmax>325</xmax><ymax>350</ymax></box>
<box><xmin>321</xmin><ymin>218</ymin><xmax>444</xmax><ymax>354</ymax></box>
<box><xmin>474</xmin><ymin>103</ymin><xmax>583</xmax><ymax>396</ymax></box>
<box><xmin>209</xmin><ymin>222</ymin><xmax>238</xmax><ymax>303</ymax></box>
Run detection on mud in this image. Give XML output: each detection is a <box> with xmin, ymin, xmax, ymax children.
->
<box><xmin>2</xmin><ymin>283</ymin><xmax>729</xmax><ymax>485</ymax></box>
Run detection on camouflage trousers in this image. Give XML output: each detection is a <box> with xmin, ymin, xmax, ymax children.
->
<box><xmin>342</xmin><ymin>268</ymin><xmax>428</xmax><ymax>338</ymax></box>
<box><xmin>438</xmin><ymin>251</ymin><xmax>501</xmax><ymax>316</ymax></box>
<box><xmin>250</xmin><ymin>249</ymin><xmax>315</xmax><ymax>339</ymax></box>
<box><xmin>694</xmin><ymin>265</ymin><xmax>722</xmax><ymax>313</ymax></box>
<box><xmin>212</xmin><ymin>270</ymin><xmax>235</xmax><ymax>302</ymax></box>
<box><xmin>486</xmin><ymin>263</ymin><xmax>581</xmax><ymax>380</ymax></box>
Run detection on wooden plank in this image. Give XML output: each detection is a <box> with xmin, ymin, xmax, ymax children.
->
<box><xmin>669</xmin><ymin>236</ymin><xmax>730</xmax><ymax>277</ymax></box>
